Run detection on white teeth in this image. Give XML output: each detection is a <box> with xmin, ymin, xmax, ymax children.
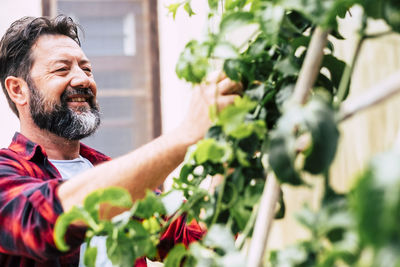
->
<box><xmin>69</xmin><ymin>97</ymin><xmax>86</xmax><ymax>102</ymax></box>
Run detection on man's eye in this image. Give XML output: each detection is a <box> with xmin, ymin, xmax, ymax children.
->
<box><xmin>56</xmin><ymin>68</ymin><xmax>68</xmax><ymax>72</ymax></box>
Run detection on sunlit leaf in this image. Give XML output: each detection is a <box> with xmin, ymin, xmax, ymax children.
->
<box><xmin>164</xmin><ymin>244</ymin><xmax>188</xmax><ymax>267</ymax></box>
<box><xmin>220</xmin><ymin>12</ymin><xmax>254</xmax><ymax>34</ymax></box>
<box><xmin>54</xmin><ymin>206</ymin><xmax>93</xmax><ymax>251</ymax></box>
<box><xmin>84</xmin><ymin>187</ymin><xmax>133</xmax><ymax>221</ymax></box>
<box><xmin>83</xmin><ymin>246</ymin><xmax>98</xmax><ymax>267</ymax></box>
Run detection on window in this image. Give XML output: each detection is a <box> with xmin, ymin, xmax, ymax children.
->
<box><xmin>45</xmin><ymin>0</ymin><xmax>161</xmax><ymax>158</ymax></box>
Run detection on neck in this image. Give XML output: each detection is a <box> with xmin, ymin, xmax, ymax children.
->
<box><xmin>20</xmin><ymin>117</ymin><xmax>81</xmax><ymax>160</ymax></box>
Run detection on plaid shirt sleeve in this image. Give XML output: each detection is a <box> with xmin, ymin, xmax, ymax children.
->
<box><xmin>0</xmin><ymin>152</ymin><xmax>83</xmax><ymax>262</ymax></box>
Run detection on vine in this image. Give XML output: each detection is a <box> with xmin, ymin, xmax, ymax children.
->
<box><xmin>54</xmin><ymin>0</ymin><xmax>400</xmax><ymax>266</ymax></box>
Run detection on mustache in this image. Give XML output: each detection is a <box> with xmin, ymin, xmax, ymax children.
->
<box><xmin>61</xmin><ymin>87</ymin><xmax>95</xmax><ymax>100</ymax></box>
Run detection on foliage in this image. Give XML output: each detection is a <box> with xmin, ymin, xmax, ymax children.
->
<box><xmin>54</xmin><ymin>0</ymin><xmax>400</xmax><ymax>266</ymax></box>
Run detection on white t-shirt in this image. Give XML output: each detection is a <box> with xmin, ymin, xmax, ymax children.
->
<box><xmin>49</xmin><ymin>156</ymin><xmax>114</xmax><ymax>267</ymax></box>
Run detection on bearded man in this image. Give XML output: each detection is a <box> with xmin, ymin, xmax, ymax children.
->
<box><xmin>0</xmin><ymin>15</ymin><xmax>241</xmax><ymax>266</ymax></box>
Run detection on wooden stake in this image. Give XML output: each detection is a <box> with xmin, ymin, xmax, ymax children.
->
<box><xmin>338</xmin><ymin>69</ymin><xmax>400</xmax><ymax>122</ymax></box>
<box><xmin>245</xmin><ymin>27</ymin><xmax>329</xmax><ymax>267</ymax></box>
<box><xmin>245</xmin><ymin>172</ymin><xmax>280</xmax><ymax>267</ymax></box>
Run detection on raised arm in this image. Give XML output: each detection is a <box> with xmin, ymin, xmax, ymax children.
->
<box><xmin>57</xmin><ymin>74</ymin><xmax>242</xmax><ymax>213</ymax></box>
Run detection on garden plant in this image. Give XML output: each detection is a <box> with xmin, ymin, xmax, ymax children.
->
<box><xmin>54</xmin><ymin>0</ymin><xmax>400</xmax><ymax>266</ymax></box>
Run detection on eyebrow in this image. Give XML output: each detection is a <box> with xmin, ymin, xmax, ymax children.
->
<box><xmin>50</xmin><ymin>59</ymin><xmax>92</xmax><ymax>65</ymax></box>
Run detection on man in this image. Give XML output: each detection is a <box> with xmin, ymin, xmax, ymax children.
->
<box><xmin>0</xmin><ymin>15</ymin><xmax>241</xmax><ymax>266</ymax></box>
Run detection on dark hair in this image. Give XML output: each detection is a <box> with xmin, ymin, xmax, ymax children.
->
<box><xmin>0</xmin><ymin>15</ymin><xmax>81</xmax><ymax>117</ymax></box>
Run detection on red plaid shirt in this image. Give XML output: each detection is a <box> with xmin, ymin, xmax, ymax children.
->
<box><xmin>0</xmin><ymin>132</ymin><xmax>203</xmax><ymax>267</ymax></box>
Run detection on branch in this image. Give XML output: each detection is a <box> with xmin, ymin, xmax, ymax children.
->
<box><xmin>337</xmin><ymin>69</ymin><xmax>400</xmax><ymax>122</ymax></box>
<box><xmin>292</xmin><ymin>27</ymin><xmax>330</xmax><ymax>104</ymax></box>
<box><xmin>246</xmin><ymin>27</ymin><xmax>329</xmax><ymax>267</ymax></box>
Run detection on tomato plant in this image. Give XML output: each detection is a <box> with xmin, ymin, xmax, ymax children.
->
<box><xmin>54</xmin><ymin>0</ymin><xmax>400</xmax><ymax>266</ymax></box>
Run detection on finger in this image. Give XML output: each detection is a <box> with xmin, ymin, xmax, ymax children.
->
<box><xmin>217</xmin><ymin>78</ymin><xmax>243</xmax><ymax>95</ymax></box>
<box><xmin>216</xmin><ymin>95</ymin><xmax>238</xmax><ymax>111</ymax></box>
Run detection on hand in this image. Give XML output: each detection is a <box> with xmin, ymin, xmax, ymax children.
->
<box><xmin>179</xmin><ymin>72</ymin><xmax>243</xmax><ymax>144</ymax></box>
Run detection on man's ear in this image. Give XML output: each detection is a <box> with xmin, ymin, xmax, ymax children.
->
<box><xmin>4</xmin><ymin>76</ymin><xmax>29</xmax><ymax>106</ymax></box>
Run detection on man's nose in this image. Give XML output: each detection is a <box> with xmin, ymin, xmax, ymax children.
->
<box><xmin>70</xmin><ymin>67</ymin><xmax>91</xmax><ymax>89</ymax></box>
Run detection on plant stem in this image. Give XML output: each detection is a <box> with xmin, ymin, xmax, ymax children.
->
<box><xmin>236</xmin><ymin>203</ymin><xmax>259</xmax><ymax>250</ymax></box>
<box><xmin>335</xmin><ymin>34</ymin><xmax>365</xmax><ymax>106</ymax></box>
<box><xmin>335</xmin><ymin>15</ymin><xmax>367</xmax><ymax>107</ymax></box>
<box><xmin>210</xmin><ymin>171</ymin><xmax>228</xmax><ymax>226</ymax></box>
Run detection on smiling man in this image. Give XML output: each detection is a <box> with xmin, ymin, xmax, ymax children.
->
<box><xmin>0</xmin><ymin>16</ymin><xmax>241</xmax><ymax>266</ymax></box>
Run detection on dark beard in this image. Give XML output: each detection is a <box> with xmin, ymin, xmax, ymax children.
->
<box><xmin>28</xmin><ymin>78</ymin><xmax>101</xmax><ymax>140</ymax></box>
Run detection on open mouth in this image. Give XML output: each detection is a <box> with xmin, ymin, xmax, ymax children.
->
<box><xmin>67</xmin><ymin>97</ymin><xmax>88</xmax><ymax>103</ymax></box>
<box><xmin>66</xmin><ymin>93</ymin><xmax>92</xmax><ymax>103</ymax></box>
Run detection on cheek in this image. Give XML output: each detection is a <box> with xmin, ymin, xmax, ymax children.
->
<box><xmin>90</xmin><ymin>80</ymin><xmax>97</xmax><ymax>96</ymax></box>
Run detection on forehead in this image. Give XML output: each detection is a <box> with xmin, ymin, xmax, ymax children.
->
<box><xmin>31</xmin><ymin>34</ymin><xmax>89</xmax><ymax>66</ymax></box>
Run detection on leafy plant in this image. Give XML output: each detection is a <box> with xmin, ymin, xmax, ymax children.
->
<box><xmin>54</xmin><ymin>0</ymin><xmax>400</xmax><ymax>266</ymax></box>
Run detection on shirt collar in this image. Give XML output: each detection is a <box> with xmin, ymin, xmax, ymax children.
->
<box><xmin>8</xmin><ymin>132</ymin><xmax>45</xmax><ymax>160</ymax></box>
<box><xmin>8</xmin><ymin>132</ymin><xmax>111</xmax><ymax>164</ymax></box>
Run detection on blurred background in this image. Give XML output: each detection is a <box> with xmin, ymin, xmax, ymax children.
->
<box><xmin>1</xmin><ymin>0</ymin><xmax>400</xmax><ymax>252</ymax></box>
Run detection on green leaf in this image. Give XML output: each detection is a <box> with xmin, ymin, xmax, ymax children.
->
<box><xmin>217</xmin><ymin>251</ymin><xmax>246</xmax><ymax>267</ymax></box>
<box><xmin>84</xmin><ymin>187</ymin><xmax>133</xmax><ymax>222</ymax></box>
<box><xmin>167</xmin><ymin>3</ymin><xmax>182</xmax><ymax>20</ymax></box>
<box><xmin>220</xmin><ymin>12</ymin><xmax>254</xmax><ymax>34</ymax></box>
<box><xmin>184</xmin><ymin>2</ymin><xmax>196</xmax><ymax>16</ymax></box>
<box><xmin>383</xmin><ymin>0</ymin><xmax>400</xmax><ymax>33</ymax></box>
<box><xmin>164</xmin><ymin>244</ymin><xmax>188</xmax><ymax>267</ymax></box>
<box><xmin>373</xmin><ymin>244</ymin><xmax>400</xmax><ymax>267</ymax></box>
<box><xmin>225</xmin><ymin>0</ymin><xmax>248</xmax><ymax>11</ymax></box>
<box><xmin>247</xmin><ymin>38</ymin><xmax>268</xmax><ymax>57</ymax></box>
<box><xmin>269</xmin><ymin>243</ymin><xmax>310</xmax><ymax>266</ymax></box>
<box><xmin>111</xmin><ymin>211</ymin><xmax>132</xmax><ymax>229</ymax></box>
<box><xmin>213</xmin><ymin>42</ymin><xmax>239</xmax><ymax>59</ymax></box>
<box><xmin>133</xmin><ymin>190</ymin><xmax>166</xmax><ymax>218</ymax></box>
<box><xmin>322</xmin><ymin>54</ymin><xmax>347</xmax><ymax>91</ymax></box>
<box><xmin>257</xmin><ymin>4</ymin><xmax>285</xmax><ymax>44</ymax></box>
<box><xmin>106</xmin><ymin>232</ymin><xmax>136</xmax><ymax>267</ymax></box>
<box><xmin>176</xmin><ymin>40</ymin><xmax>211</xmax><ymax>83</ymax></box>
<box><xmin>351</xmin><ymin>151</ymin><xmax>400</xmax><ymax>248</ymax></box>
<box><xmin>189</xmin><ymin>243</ymin><xmax>216</xmax><ymax>266</ymax></box>
<box><xmin>217</xmin><ymin>96</ymin><xmax>258</xmax><ymax>138</ymax></box>
<box><xmin>223</xmin><ymin>59</ymin><xmax>244</xmax><ymax>81</ymax></box>
<box><xmin>130</xmin><ymin>221</ymin><xmax>157</xmax><ymax>258</ymax></box>
<box><xmin>359</xmin><ymin>0</ymin><xmax>384</xmax><ymax>19</ymax></box>
<box><xmin>282</xmin><ymin>0</ymin><xmax>356</xmax><ymax>29</ymax></box>
<box><xmin>295</xmin><ymin>205</ymin><xmax>318</xmax><ymax>232</ymax></box>
<box><xmin>54</xmin><ymin>206</ymin><xmax>93</xmax><ymax>251</ymax></box>
<box><xmin>302</xmin><ymin>99</ymin><xmax>339</xmax><ymax>174</ymax></box>
<box><xmin>229</xmin><ymin>202</ymin><xmax>251</xmax><ymax>230</ymax></box>
<box><xmin>274</xmin><ymin>56</ymin><xmax>299</xmax><ymax>77</ymax></box>
<box><xmin>208</xmin><ymin>0</ymin><xmax>219</xmax><ymax>10</ymax></box>
<box><xmin>268</xmin><ymin>132</ymin><xmax>302</xmax><ymax>185</ymax></box>
<box><xmin>203</xmin><ymin>224</ymin><xmax>236</xmax><ymax>253</ymax></box>
<box><xmin>83</xmin><ymin>246</ymin><xmax>98</xmax><ymax>267</ymax></box>
<box><xmin>194</xmin><ymin>138</ymin><xmax>233</xmax><ymax>164</ymax></box>
<box><xmin>263</xmin><ymin>102</ymin><xmax>304</xmax><ymax>185</ymax></box>
<box><xmin>243</xmin><ymin>180</ymin><xmax>265</xmax><ymax>207</ymax></box>
<box><xmin>236</xmin><ymin>148</ymin><xmax>251</xmax><ymax>166</ymax></box>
